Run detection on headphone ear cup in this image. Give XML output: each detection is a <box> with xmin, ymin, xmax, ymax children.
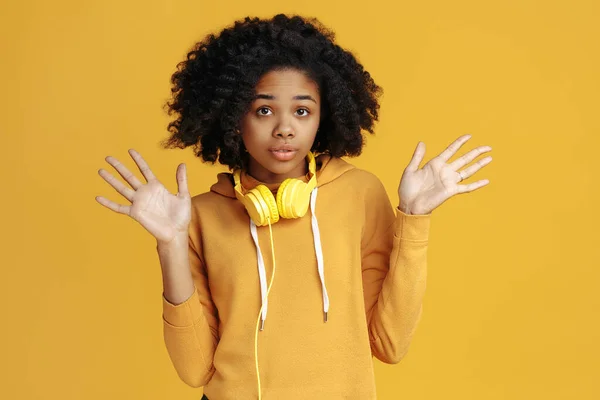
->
<box><xmin>291</xmin><ymin>181</ymin><xmax>311</xmax><ymax>217</ymax></box>
<box><xmin>276</xmin><ymin>178</ymin><xmax>293</xmax><ymax>218</ymax></box>
<box><xmin>242</xmin><ymin>191</ymin><xmax>265</xmax><ymax>226</ymax></box>
<box><xmin>285</xmin><ymin>181</ymin><xmax>302</xmax><ymax>218</ymax></box>
<box><xmin>279</xmin><ymin>180</ymin><xmax>309</xmax><ymax>218</ymax></box>
<box><xmin>249</xmin><ymin>185</ymin><xmax>279</xmax><ymax>226</ymax></box>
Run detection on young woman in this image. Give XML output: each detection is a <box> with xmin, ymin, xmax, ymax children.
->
<box><xmin>96</xmin><ymin>14</ymin><xmax>492</xmax><ymax>400</ymax></box>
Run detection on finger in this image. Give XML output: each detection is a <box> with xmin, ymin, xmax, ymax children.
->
<box><xmin>406</xmin><ymin>141</ymin><xmax>426</xmax><ymax>172</ymax></box>
<box><xmin>95</xmin><ymin>195</ymin><xmax>132</xmax><ymax>215</ymax></box>
<box><xmin>98</xmin><ymin>168</ymin><xmax>135</xmax><ymax>202</ymax></box>
<box><xmin>177</xmin><ymin>163</ymin><xmax>189</xmax><ymax>196</ymax></box>
<box><xmin>438</xmin><ymin>134</ymin><xmax>471</xmax><ymax>163</ymax></box>
<box><xmin>457</xmin><ymin>179</ymin><xmax>490</xmax><ymax>194</ymax></box>
<box><xmin>456</xmin><ymin>156</ymin><xmax>492</xmax><ymax>181</ymax></box>
<box><xmin>105</xmin><ymin>155</ymin><xmax>143</xmax><ymax>190</ymax></box>
<box><xmin>128</xmin><ymin>149</ymin><xmax>157</xmax><ymax>183</ymax></box>
<box><xmin>449</xmin><ymin>146</ymin><xmax>492</xmax><ymax>171</ymax></box>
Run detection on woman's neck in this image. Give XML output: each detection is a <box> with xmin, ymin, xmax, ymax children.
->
<box><xmin>246</xmin><ymin>157</ymin><xmax>308</xmax><ymax>184</ymax></box>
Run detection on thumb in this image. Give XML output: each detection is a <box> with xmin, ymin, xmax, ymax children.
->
<box><xmin>406</xmin><ymin>141</ymin><xmax>426</xmax><ymax>172</ymax></box>
<box><xmin>176</xmin><ymin>163</ymin><xmax>189</xmax><ymax>196</ymax></box>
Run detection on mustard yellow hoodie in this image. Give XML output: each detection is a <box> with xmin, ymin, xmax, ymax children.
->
<box><xmin>162</xmin><ymin>154</ymin><xmax>431</xmax><ymax>399</ymax></box>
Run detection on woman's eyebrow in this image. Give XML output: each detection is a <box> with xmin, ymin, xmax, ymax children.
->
<box><xmin>254</xmin><ymin>93</ymin><xmax>317</xmax><ymax>103</ymax></box>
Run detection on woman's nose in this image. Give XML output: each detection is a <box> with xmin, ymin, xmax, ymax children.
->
<box><xmin>273</xmin><ymin>128</ymin><xmax>295</xmax><ymax>138</ymax></box>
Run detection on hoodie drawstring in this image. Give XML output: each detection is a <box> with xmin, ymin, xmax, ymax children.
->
<box><xmin>249</xmin><ymin>187</ymin><xmax>329</xmax><ymax>329</ymax></box>
<box><xmin>250</xmin><ymin>219</ymin><xmax>270</xmax><ymax>330</ymax></box>
<box><xmin>310</xmin><ymin>188</ymin><xmax>329</xmax><ymax>322</ymax></box>
<box><xmin>253</xmin><ymin>215</ymin><xmax>275</xmax><ymax>400</ymax></box>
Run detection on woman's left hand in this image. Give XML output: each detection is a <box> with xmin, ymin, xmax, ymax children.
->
<box><xmin>398</xmin><ymin>134</ymin><xmax>493</xmax><ymax>215</ymax></box>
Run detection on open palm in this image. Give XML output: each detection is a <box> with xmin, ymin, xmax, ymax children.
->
<box><xmin>95</xmin><ymin>149</ymin><xmax>191</xmax><ymax>244</ymax></box>
<box><xmin>399</xmin><ymin>135</ymin><xmax>492</xmax><ymax>215</ymax></box>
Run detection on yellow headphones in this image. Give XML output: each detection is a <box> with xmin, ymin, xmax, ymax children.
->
<box><xmin>233</xmin><ymin>151</ymin><xmax>317</xmax><ymax>226</ymax></box>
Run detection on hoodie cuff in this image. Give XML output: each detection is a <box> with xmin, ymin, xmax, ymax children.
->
<box><xmin>162</xmin><ymin>288</ymin><xmax>203</xmax><ymax>327</ymax></box>
<box><xmin>394</xmin><ymin>207</ymin><xmax>431</xmax><ymax>241</ymax></box>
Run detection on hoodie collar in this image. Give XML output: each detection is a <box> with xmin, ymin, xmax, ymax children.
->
<box><xmin>210</xmin><ymin>154</ymin><xmax>355</xmax><ymax>198</ymax></box>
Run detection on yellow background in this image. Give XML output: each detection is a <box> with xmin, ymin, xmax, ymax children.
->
<box><xmin>1</xmin><ymin>0</ymin><xmax>598</xmax><ymax>398</ymax></box>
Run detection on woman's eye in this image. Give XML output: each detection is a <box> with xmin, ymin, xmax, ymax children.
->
<box><xmin>256</xmin><ymin>107</ymin><xmax>310</xmax><ymax>117</ymax></box>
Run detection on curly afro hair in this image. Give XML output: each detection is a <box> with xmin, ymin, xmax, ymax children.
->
<box><xmin>161</xmin><ymin>13</ymin><xmax>383</xmax><ymax>170</ymax></box>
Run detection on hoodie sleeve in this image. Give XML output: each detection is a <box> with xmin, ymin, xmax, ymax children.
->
<box><xmin>361</xmin><ymin>174</ymin><xmax>431</xmax><ymax>364</ymax></box>
<box><xmin>162</xmin><ymin>203</ymin><xmax>219</xmax><ymax>387</ymax></box>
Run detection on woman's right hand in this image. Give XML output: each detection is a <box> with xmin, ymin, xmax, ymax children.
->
<box><xmin>95</xmin><ymin>149</ymin><xmax>191</xmax><ymax>245</ymax></box>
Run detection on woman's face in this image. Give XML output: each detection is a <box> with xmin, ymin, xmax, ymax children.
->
<box><xmin>240</xmin><ymin>68</ymin><xmax>321</xmax><ymax>183</ymax></box>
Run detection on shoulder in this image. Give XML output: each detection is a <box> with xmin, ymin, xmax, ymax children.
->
<box><xmin>318</xmin><ymin>159</ymin><xmax>391</xmax><ymax>215</ymax></box>
<box><xmin>190</xmin><ymin>190</ymin><xmax>231</xmax><ymax>212</ymax></box>
<box><xmin>328</xmin><ymin>158</ymin><xmax>387</xmax><ymax>194</ymax></box>
<box><xmin>346</xmin><ymin>167</ymin><xmax>384</xmax><ymax>187</ymax></box>
<box><xmin>188</xmin><ymin>177</ymin><xmax>236</xmax><ymax>221</ymax></box>
<box><xmin>189</xmin><ymin>171</ymin><xmax>236</xmax><ymax>207</ymax></box>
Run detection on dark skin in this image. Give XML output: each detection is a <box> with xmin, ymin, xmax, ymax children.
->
<box><xmin>240</xmin><ymin>68</ymin><xmax>321</xmax><ymax>184</ymax></box>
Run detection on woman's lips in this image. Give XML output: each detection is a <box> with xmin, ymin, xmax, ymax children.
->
<box><xmin>269</xmin><ymin>148</ymin><xmax>297</xmax><ymax>161</ymax></box>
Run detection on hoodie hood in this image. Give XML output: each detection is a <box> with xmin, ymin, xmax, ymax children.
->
<box><xmin>210</xmin><ymin>154</ymin><xmax>355</xmax><ymax>197</ymax></box>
